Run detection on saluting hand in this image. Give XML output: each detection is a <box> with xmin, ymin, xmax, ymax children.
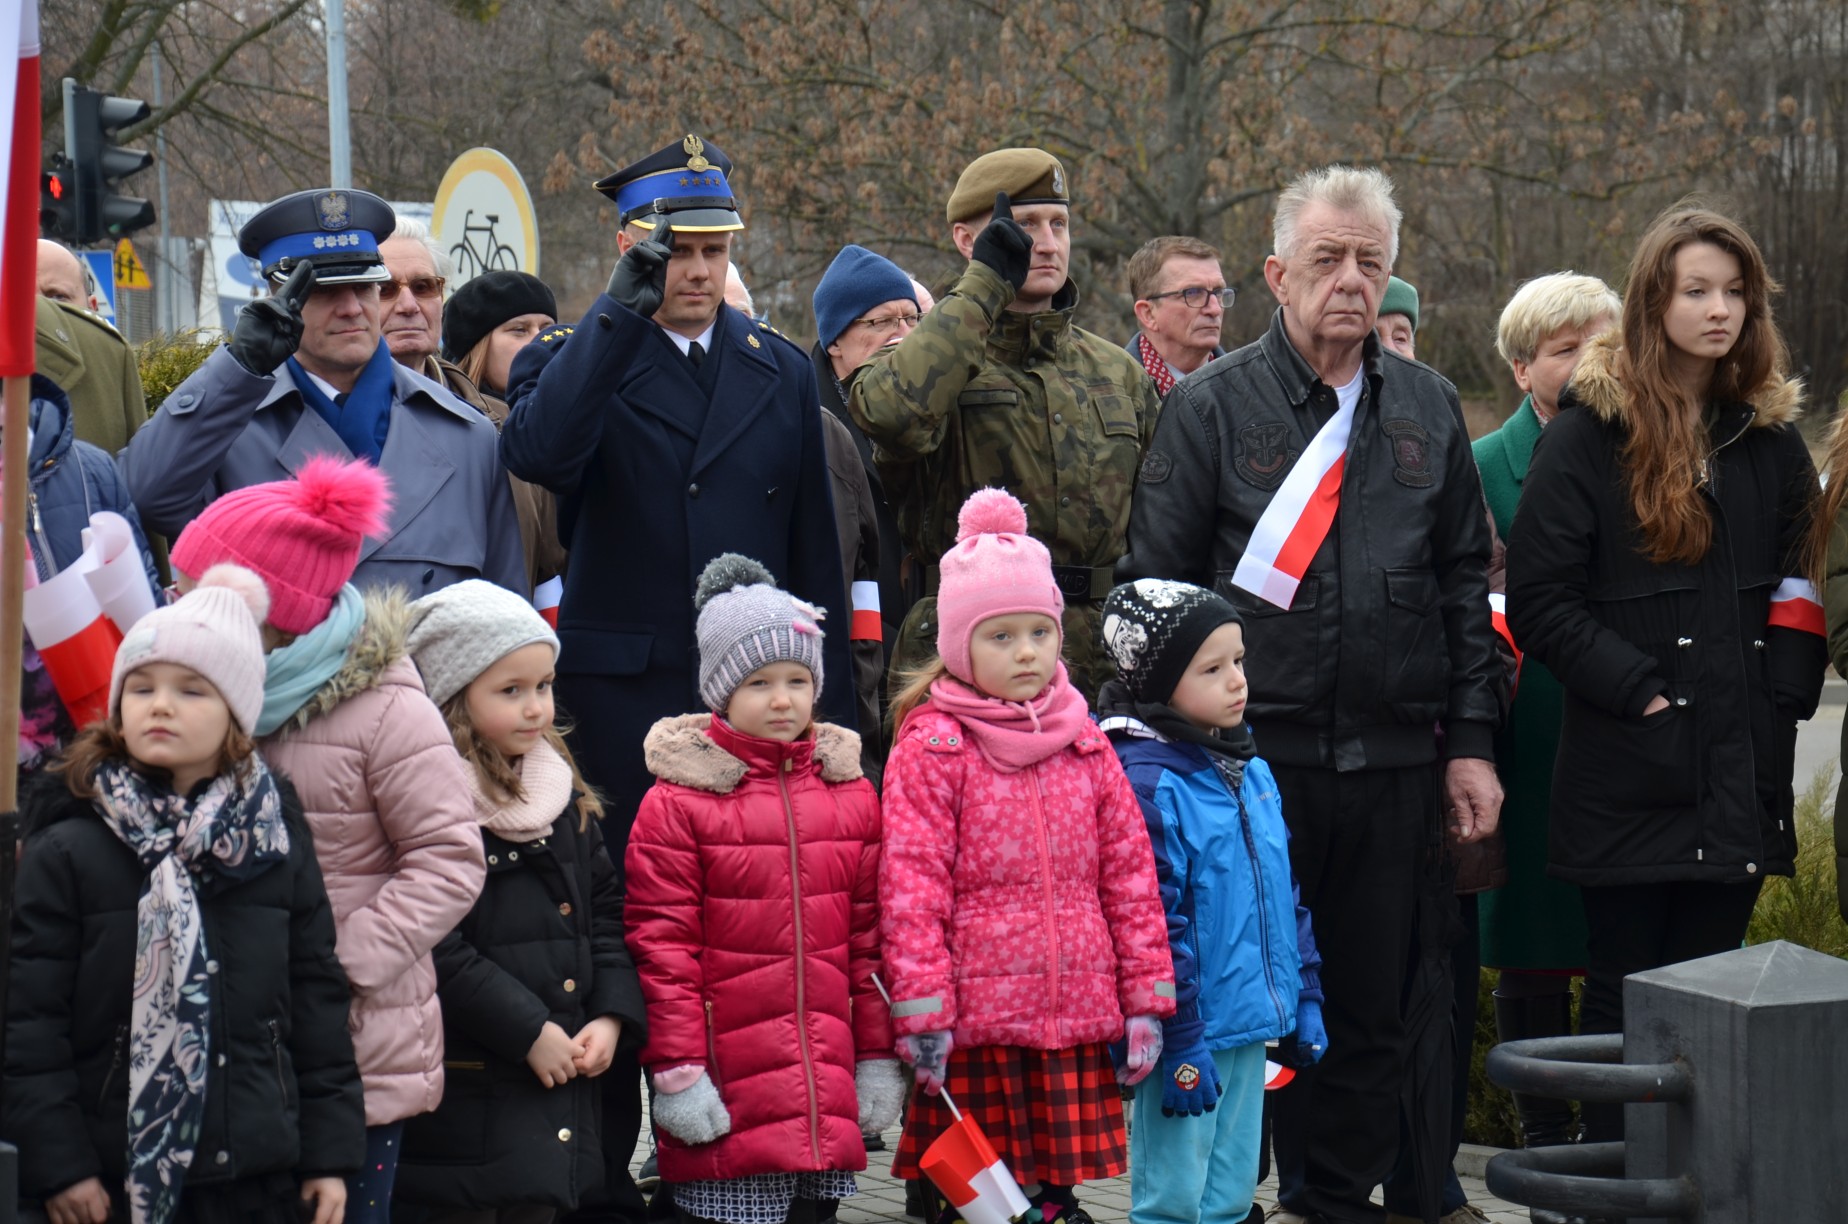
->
<box><xmin>228</xmin><ymin>259</ymin><xmax>316</xmax><ymax>376</ymax></box>
<box><xmin>608</xmin><ymin>212</ymin><xmax>677</xmax><ymax>318</ymax></box>
<box><xmin>970</xmin><ymin>190</ymin><xmax>1032</xmax><ymax>291</ymax></box>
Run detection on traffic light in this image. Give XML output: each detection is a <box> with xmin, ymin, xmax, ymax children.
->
<box><xmin>40</xmin><ymin>156</ymin><xmax>79</xmax><ymax>242</ymax></box>
<box><xmin>62</xmin><ymin>77</ymin><xmax>156</xmax><ymax>245</ymax></box>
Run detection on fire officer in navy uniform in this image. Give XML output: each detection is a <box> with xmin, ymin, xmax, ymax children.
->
<box><xmin>500</xmin><ymin>135</ymin><xmax>849</xmax><ymax>1221</ymax></box>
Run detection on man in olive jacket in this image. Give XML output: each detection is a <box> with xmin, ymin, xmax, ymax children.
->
<box><xmin>1120</xmin><ymin>166</ymin><xmax>1503</xmax><ymax>1224</ymax></box>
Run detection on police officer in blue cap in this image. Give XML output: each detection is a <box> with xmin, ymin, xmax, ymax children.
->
<box><xmin>500</xmin><ymin>136</ymin><xmax>849</xmax><ymax>1221</ymax></box>
<box><xmin>121</xmin><ymin>188</ymin><xmax>525</xmax><ymax>597</ymax></box>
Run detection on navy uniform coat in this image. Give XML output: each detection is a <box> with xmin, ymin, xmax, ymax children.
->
<box><xmin>501</xmin><ymin>298</ymin><xmax>850</xmax><ymax>832</ymax></box>
<box><xmin>118</xmin><ymin>345</ymin><xmax>526</xmax><ymax>598</ymax></box>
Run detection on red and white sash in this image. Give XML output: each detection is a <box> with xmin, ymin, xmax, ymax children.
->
<box><xmin>1767</xmin><ymin>576</ymin><xmax>1824</xmax><ymax>636</ymax></box>
<box><xmin>1232</xmin><ymin>399</ymin><xmax>1355</xmax><ymax>609</ymax></box>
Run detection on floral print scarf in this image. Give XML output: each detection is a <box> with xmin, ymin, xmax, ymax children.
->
<box><xmin>90</xmin><ymin>757</ymin><xmax>290</xmax><ymax>1224</ymax></box>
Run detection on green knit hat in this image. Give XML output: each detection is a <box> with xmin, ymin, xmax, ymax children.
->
<box><xmin>1380</xmin><ymin>276</ymin><xmax>1419</xmax><ymax>330</ymax></box>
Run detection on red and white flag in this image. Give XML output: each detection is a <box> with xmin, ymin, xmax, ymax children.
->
<box><xmin>23</xmin><ymin>512</ymin><xmax>158</xmax><ymax>727</ymax></box>
<box><xmin>1767</xmin><ymin>576</ymin><xmax>1824</xmax><ymax>637</ymax></box>
<box><xmin>1488</xmin><ymin>592</ymin><xmax>1522</xmax><ymax>668</ymax></box>
<box><xmin>1264</xmin><ymin>1059</ymin><xmax>1296</xmax><ymax>1091</ymax></box>
<box><xmin>850</xmin><ymin>579</ymin><xmax>881</xmax><ymax>642</ymax></box>
<box><xmin>920</xmin><ymin>1114</ymin><xmax>1033</xmax><ymax>1224</ymax></box>
<box><xmin>1231</xmin><ymin>400</ymin><xmax>1355</xmax><ymax>609</ymax></box>
<box><xmin>0</xmin><ymin>0</ymin><xmax>39</xmax><ymax>378</ymax></box>
<box><xmin>533</xmin><ymin>575</ymin><xmax>563</xmax><ymax>629</ymax></box>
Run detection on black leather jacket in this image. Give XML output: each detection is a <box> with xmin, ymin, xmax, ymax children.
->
<box><xmin>1122</xmin><ymin>309</ymin><xmax>1502</xmax><ymax>770</ymax></box>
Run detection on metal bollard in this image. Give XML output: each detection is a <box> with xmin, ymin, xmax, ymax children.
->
<box><xmin>1485</xmin><ymin>940</ymin><xmax>1848</xmax><ymax>1222</ymax></box>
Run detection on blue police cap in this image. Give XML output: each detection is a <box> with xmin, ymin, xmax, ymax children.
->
<box><xmin>238</xmin><ymin>188</ymin><xmax>396</xmax><ymax>286</ymax></box>
<box><xmin>594</xmin><ymin>135</ymin><xmax>743</xmax><ymax>234</ymax></box>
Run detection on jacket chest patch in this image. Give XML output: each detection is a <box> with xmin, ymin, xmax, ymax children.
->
<box><xmin>1381</xmin><ymin>419</ymin><xmax>1434</xmax><ymax>488</ymax></box>
<box><xmin>1235</xmin><ymin>422</ymin><xmax>1298</xmax><ymax>491</ymax></box>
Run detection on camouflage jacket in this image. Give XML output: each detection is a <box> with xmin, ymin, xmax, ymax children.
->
<box><xmin>848</xmin><ymin>261</ymin><xmax>1160</xmax><ymax>697</ymax></box>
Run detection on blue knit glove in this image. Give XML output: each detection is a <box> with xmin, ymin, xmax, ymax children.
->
<box><xmin>1158</xmin><ymin>1035</ymin><xmax>1221</xmax><ymax>1117</ymax></box>
<box><xmin>1293</xmin><ymin>999</ymin><xmax>1327</xmax><ymax>1065</ymax></box>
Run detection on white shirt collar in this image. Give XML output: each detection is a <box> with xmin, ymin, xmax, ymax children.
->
<box><xmin>660</xmin><ymin>320</ymin><xmax>717</xmax><ymax>356</ymax></box>
<box><xmin>300</xmin><ymin>368</ymin><xmax>344</xmax><ymax>400</ymax></box>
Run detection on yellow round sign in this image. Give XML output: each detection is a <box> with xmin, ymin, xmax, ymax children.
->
<box><xmin>432</xmin><ymin>148</ymin><xmax>540</xmax><ymax>287</ymax></box>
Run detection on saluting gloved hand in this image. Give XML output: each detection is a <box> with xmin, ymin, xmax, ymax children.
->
<box><xmin>970</xmin><ymin>190</ymin><xmax>1032</xmax><ymax>291</ymax></box>
<box><xmin>896</xmin><ymin>1030</ymin><xmax>954</xmax><ymax>1096</ymax></box>
<box><xmin>1158</xmin><ymin>1030</ymin><xmax>1222</xmax><ymax>1117</ymax></box>
<box><xmin>229</xmin><ymin>260</ymin><xmax>316</xmax><ymax>376</ymax></box>
<box><xmin>607</xmin><ymin>213</ymin><xmax>676</xmax><ymax>318</ymax></box>
<box><xmin>1289</xmin><ymin>998</ymin><xmax>1328</xmax><ymax>1066</ymax></box>
<box><xmin>650</xmin><ymin>1065</ymin><xmax>732</xmax><ymax>1145</ymax></box>
<box><xmin>1116</xmin><ymin>1013</ymin><xmax>1165</xmax><ymax>1087</ymax></box>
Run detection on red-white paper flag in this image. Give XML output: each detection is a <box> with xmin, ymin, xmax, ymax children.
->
<box><xmin>850</xmin><ymin>579</ymin><xmax>881</xmax><ymax>641</ymax></box>
<box><xmin>534</xmin><ymin>575</ymin><xmax>563</xmax><ymax>629</ymax></box>
<box><xmin>1265</xmin><ymin>1059</ymin><xmax>1295</xmax><ymax>1090</ymax></box>
<box><xmin>0</xmin><ymin>0</ymin><xmax>40</xmax><ymax>377</ymax></box>
<box><xmin>920</xmin><ymin>1114</ymin><xmax>1033</xmax><ymax>1224</ymax></box>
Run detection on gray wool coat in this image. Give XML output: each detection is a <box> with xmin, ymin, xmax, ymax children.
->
<box><xmin>119</xmin><ymin>344</ymin><xmax>526</xmax><ymax>598</ymax></box>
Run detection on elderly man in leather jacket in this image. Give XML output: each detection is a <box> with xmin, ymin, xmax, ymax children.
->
<box><xmin>1120</xmin><ymin>166</ymin><xmax>1503</xmax><ymax>1224</ymax></box>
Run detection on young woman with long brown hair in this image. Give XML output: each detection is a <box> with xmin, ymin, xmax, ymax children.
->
<box><xmin>1505</xmin><ymin>206</ymin><xmax>1824</xmax><ymax>1146</ymax></box>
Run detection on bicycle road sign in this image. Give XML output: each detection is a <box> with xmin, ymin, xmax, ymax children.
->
<box><xmin>433</xmin><ymin>148</ymin><xmax>540</xmax><ymax>290</ymax></box>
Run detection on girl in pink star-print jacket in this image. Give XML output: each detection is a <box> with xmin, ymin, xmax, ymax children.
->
<box><xmin>879</xmin><ymin>489</ymin><xmax>1174</xmax><ymax>1223</ymax></box>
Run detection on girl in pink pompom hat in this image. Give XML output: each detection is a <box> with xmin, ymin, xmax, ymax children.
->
<box><xmin>171</xmin><ymin>456</ymin><xmax>486</xmax><ymax>1224</ymax></box>
<box><xmin>879</xmin><ymin>488</ymin><xmax>1176</xmax><ymax>1223</ymax></box>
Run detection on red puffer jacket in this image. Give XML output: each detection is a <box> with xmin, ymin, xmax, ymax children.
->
<box><xmin>626</xmin><ymin>714</ymin><xmax>889</xmax><ymax>1183</ymax></box>
<box><xmin>879</xmin><ymin>707</ymin><xmax>1175</xmax><ymax>1049</ymax></box>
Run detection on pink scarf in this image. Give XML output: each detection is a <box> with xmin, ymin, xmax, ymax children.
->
<box><xmin>926</xmin><ymin>663</ymin><xmax>1091</xmax><ymax>772</ymax></box>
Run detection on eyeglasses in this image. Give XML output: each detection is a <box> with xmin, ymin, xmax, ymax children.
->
<box><xmin>1144</xmin><ymin>286</ymin><xmax>1235</xmax><ymax>310</ymax></box>
<box><xmin>852</xmin><ymin>312</ymin><xmax>922</xmax><ymax>335</ymax></box>
<box><xmin>379</xmin><ymin>275</ymin><xmax>447</xmax><ymax>301</ymax></box>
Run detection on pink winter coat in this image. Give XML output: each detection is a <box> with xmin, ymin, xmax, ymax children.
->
<box><xmin>261</xmin><ymin>592</ymin><xmax>485</xmax><ymax>1126</ymax></box>
<box><xmin>880</xmin><ymin>706</ymin><xmax>1175</xmax><ymax>1049</ymax></box>
<box><xmin>626</xmin><ymin>714</ymin><xmax>889</xmax><ymax>1184</ymax></box>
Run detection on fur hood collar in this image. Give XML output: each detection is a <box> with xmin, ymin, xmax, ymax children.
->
<box><xmin>643</xmin><ymin>712</ymin><xmax>863</xmax><ymax>793</ymax></box>
<box><xmin>283</xmin><ymin>588</ymin><xmax>416</xmax><ymax>730</ymax></box>
<box><xmin>1566</xmin><ymin>331</ymin><xmax>1803</xmax><ymax>429</ymax></box>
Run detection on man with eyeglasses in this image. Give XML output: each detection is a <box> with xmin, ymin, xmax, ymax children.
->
<box><xmin>120</xmin><ymin>187</ymin><xmax>526</xmax><ymax>598</ymax></box>
<box><xmin>849</xmin><ymin>147</ymin><xmax>1162</xmax><ymax>701</ymax></box>
<box><xmin>1126</xmin><ymin>236</ymin><xmax>1232</xmax><ymax>395</ymax></box>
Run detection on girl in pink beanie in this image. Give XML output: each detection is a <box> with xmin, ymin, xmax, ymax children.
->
<box><xmin>170</xmin><ymin>457</ymin><xmax>486</xmax><ymax>1224</ymax></box>
<box><xmin>879</xmin><ymin>489</ymin><xmax>1176</xmax><ymax>1224</ymax></box>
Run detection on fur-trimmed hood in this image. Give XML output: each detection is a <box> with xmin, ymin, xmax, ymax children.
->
<box><xmin>283</xmin><ymin>588</ymin><xmax>416</xmax><ymax>731</ymax></box>
<box><xmin>643</xmin><ymin>712</ymin><xmax>863</xmax><ymax>793</ymax></box>
<box><xmin>1566</xmin><ymin>330</ymin><xmax>1803</xmax><ymax>429</ymax></box>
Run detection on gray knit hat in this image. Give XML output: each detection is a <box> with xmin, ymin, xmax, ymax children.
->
<box><xmin>406</xmin><ymin>579</ymin><xmax>561</xmax><ymax>707</ymax></box>
<box><xmin>695</xmin><ymin>554</ymin><xmax>826</xmax><ymax>713</ymax></box>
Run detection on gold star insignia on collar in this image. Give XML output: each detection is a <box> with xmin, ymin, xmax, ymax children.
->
<box><xmin>746</xmin><ymin>333</ymin><xmax>762</xmax><ymax>348</ymax></box>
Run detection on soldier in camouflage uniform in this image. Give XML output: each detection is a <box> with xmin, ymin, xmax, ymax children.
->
<box><xmin>848</xmin><ymin>148</ymin><xmax>1160</xmax><ymax>699</ymax></box>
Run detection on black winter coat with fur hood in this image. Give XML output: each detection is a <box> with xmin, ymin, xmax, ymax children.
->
<box><xmin>1506</xmin><ymin>333</ymin><xmax>1825</xmax><ymax>886</ymax></box>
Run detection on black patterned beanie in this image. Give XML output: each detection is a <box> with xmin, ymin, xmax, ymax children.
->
<box><xmin>1101</xmin><ymin>579</ymin><xmax>1242</xmax><ymax>704</ymax></box>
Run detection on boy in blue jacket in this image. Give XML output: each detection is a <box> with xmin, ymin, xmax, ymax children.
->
<box><xmin>1097</xmin><ymin>579</ymin><xmax>1325</xmax><ymax>1224</ymax></box>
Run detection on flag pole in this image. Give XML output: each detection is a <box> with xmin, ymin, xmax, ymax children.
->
<box><xmin>871</xmin><ymin>972</ymin><xmax>963</xmax><ymax>1121</ymax></box>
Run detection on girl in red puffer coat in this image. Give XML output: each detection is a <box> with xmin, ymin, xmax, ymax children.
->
<box><xmin>625</xmin><ymin>555</ymin><xmax>905</xmax><ymax>1224</ymax></box>
<box><xmin>881</xmin><ymin>489</ymin><xmax>1176</xmax><ymax>1224</ymax></box>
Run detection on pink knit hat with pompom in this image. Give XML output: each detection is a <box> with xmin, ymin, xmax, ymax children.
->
<box><xmin>111</xmin><ymin>564</ymin><xmax>272</xmax><ymax>735</ymax></box>
<box><xmin>934</xmin><ymin>487</ymin><xmax>1064</xmax><ymax>684</ymax></box>
<box><xmin>170</xmin><ymin>456</ymin><xmax>393</xmax><ymax>634</ymax></box>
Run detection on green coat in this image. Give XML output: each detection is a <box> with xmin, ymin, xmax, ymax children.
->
<box><xmin>1475</xmin><ymin>396</ymin><xmax>1588</xmax><ymax>971</ymax></box>
<box><xmin>35</xmin><ymin>296</ymin><xmax>146</xmax><ymax>454</ymax></box>
<box><xmin>848</xmin><ymin>261</ymin><xmax>1160</xmax><ymax>699</ymax></box>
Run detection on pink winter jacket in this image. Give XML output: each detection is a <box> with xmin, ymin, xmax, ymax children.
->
<box><xmin>879</xmin><ymin>705</ymin><xmax>1175</xmax><ymax>1050</ymax></box>
<box><xmin>261</xmin><ymin>592</ymin><xmax>486</xmax><ymax>1126</ymax></box>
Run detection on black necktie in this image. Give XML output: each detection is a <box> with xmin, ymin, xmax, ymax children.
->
<box><xmin>687</xmin><ymin>341</ymin><xmax>705</xmax><ymax>369</ymax></box>
<box><xmin>334</xmin><ymin>392</ymin><xmax>348</xmax><ymax>409</ymax></box>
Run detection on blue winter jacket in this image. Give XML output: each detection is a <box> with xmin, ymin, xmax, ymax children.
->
<box><xmin>1106</xmin><ymin>717</ymin><xmax>1323</xmax><ymax>1052</ymax></box>
<box><xmin>28</xmin><ymin>375</ymin><xmax>160</xmax><ymax>591</ymax></box>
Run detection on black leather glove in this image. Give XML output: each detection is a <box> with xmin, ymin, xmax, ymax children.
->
<box><xmin>228</xmin><ymin>260</ymin><xmax>315</xmax><ymax>376</ymax></box>
<box><xmin>607</xmin><ymin>216</ymin><xmax>676</xmax><ymax>318</ymax></box>
<box><xmin>970</xmin><ymin>190</ymin><xmax>1031</xmax><ymax>291</ymax></box>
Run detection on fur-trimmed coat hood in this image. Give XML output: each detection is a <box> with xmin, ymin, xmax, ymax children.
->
<box><xmin>643</xmin><ymin>712</ymin><xmax>863</xmax><ymax>793</ymax></box>
<box><xmin>260</xmin><ymin>586</ymin><xmax>486</xmax><ymax>1127</ymax></box>
<box><xmin>1565</xmin><ymin>330</ymin><xmax>1804</xmax><ymax>429</ymax></box>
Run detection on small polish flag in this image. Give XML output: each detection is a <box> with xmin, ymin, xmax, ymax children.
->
<box><xmin>1488</xmin><ymin>591</ymin><xmax>1522</xmax><ymax>680</ymax></box>
<box><xmin>1767</xmin><ymin>576</ymin><xmax>1824</xmax><ymax>637</ymax></box>
<box><xmin>850</xmin><ymin>580</ymin><xmax>881</xmax><ymax>641</ymax></box>
<box><xmin>534</xmin><ymin>576</ymin><xmax>563</xmax><ymax>629</ymax></box>
<box><xmin>920</xmin><ymin>1114</ymin><xmax>1033</xmax><ymax>1224</ymax></box>
<box><xmin>1264</xmin><ymin>1060</ymin><xmax>1295</xmax><ymax>1091</ymax></box>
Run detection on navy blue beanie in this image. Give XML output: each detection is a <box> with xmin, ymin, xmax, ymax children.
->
<box><xmin>812</xmin><ymin>245</ymin><xmax>918</xmax><ymax>349</ymax></box>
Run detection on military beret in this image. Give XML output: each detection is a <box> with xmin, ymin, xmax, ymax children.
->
<box><xmin>238</xmin><ymin>188</ymin><xmax>395</xmax><ymax>287</ymax></box>
<box><xmin>1380</xmin><ymin>276</ymin><xmax>1419</xmax><ymax>330</ymax></box>
<box><xmin>946</xmin><ymin>148</ymin><xmax>1070</xmax><ymax>224</ymax></box>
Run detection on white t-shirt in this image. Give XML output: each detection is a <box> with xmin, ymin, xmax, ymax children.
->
<box><xmin>1334</xmin><ymin>364</ymin><xmax>1364</xmax><ymax>417</ymax></box>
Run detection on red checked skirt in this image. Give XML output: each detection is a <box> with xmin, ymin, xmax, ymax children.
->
<box><xmin>891</xmin><ymin>1043</ymin><xmax>1127</xmax><ymax>1186</ymax></box>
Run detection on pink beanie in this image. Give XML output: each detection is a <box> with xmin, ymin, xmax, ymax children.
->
<box><xmin>934</xmin><ymin>488</ymin><xmax>1065</xmax><ymax>684</ymax></box>
<box><xmin>111</xmin><ymin>565</ymin><xmax>271</xmax><ymax>735</ymax></box>
<box><xmin>170</xmin><ymin>456</ymin><xmax>393</xmax><ymax>635</ymax></box>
